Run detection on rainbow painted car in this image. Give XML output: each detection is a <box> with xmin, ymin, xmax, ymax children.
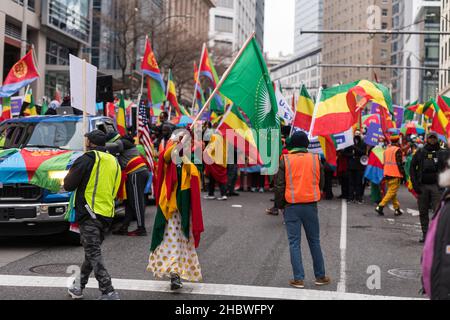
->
<box><xmin>0</xmin><ymin>115</ymin><xmax>117</xmax><ymax>241</ymax></box>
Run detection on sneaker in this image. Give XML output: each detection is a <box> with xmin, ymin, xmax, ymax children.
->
<box><xmin>68</xmin><ymin>286</ymin><xmax>84</xmax><ymax>300</ymax></box>
<box><xmin>217</xmin><ymin>196</ymin><xmax>228</xmax><ymax>201</ymax></box>
<box><xmin>98</xmin><ymin>291</ymin><xmax>120</xmax><ymax>300</ymax></box>
<box><xmin>127</xmin><ymin>228</ymin><xmax>148</xmax><ymax>237</ymax></box>
<box><xmin>315</xmin><ymin>276</ymin><xmax>331</xmax><ymax>286</ymax></box>
<box><xmin>112</xmin><ymin>227</ymin><xmax>128</xmax><ymax>236</ymax></box>
<box><xmin>375</xmin><ymin>206</ymin><xmax>384</xmax><ymax>216</ymax></box>
<box><xmin>394</xmin><ymin>209</ymin><xmax>404</xmax><ymax>217</ymax></box>
<box><xmin>170</xmin><ymin>274</ymin><xmax>183</xmax><ymax>291</ymax></box>
<box><xmin>203</xmin><ymin>195</ymin><xmax>216</xmax><ymax>200</ymax></box>
<box><xmin>289</xmin><ymin>280</ymin><xmax>305</xmax><ymax>289</ymax></box>
<box><xmin>259</xmin><ymin>188</ymin><xmax>265</xmax><ymax>193</ymax></box>
<box><xmin>251</xmin><ymin>188</ymin><xmax>257</xmax><ymax>193</ymax></box>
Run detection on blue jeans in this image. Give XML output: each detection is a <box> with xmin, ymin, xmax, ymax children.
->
<box><xmin>284</xmin><ymin>203</ymin><xmax>326</xmax><ymax>281</ymax></box>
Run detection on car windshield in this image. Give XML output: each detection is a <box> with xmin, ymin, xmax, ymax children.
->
<box><xmin>25</xmin><ymin>121</ymin><xmax>84</xmax><ymax>151</ymax></box>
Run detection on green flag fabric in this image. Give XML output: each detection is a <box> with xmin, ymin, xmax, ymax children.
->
<box><xmin>219</xmin><ymin>37</ymin><xmax>280</xmax><ymax>171</ymax></box>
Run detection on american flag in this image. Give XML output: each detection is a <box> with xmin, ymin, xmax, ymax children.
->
<box><xmin>138</xmin><ymin>101</ymin><xmax>155</xmax><ymax>172</ymax></box>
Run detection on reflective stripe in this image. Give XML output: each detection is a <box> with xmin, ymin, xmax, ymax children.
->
<box><xmin>311</xmin><ymin>154</ymin><xmax>319</xmax><ymax>202</ymax></box>
<box><xmin>284</xmin><ymin>155</ymin><xmax>296</xmax><ymax>204</ymax></box>
<box><xmin>91</xmin><ymin>151</ymin><xmax>101</xmax><ymax>212</ymax></box>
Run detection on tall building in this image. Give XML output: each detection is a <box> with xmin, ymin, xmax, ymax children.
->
<box><xmin>393</xmin><ymin>0</ymin><xmax>440</xmax><ymax>105</ymax></box>
<box><xmin>270</xmin><ymin>0</ymin><xmax>322</xmax><ymax>101</ymax></box>
<box><xmin>322</xmin><ymin>0</ymin><xmax>393</xmax><ymax>87</ymax></box>
<box><xmin>294</xmin><ymin>0</ymin><xmax>323</xmax><ymax>56</ymax></box>
<box><xmin>0</xmin><ymin>0</ymin><xmax>93</xmax><ymax>100</ymax></box>
<box><xmin>209</xmin><ymin>0</ymin><xmax>257</xmax><ymax>54</ymax></box>
<box><xmin>255</xmin><ymin>0</ymin><xmax>265</xmax><ymax>51</ymax></box>
<box><xmin>166</xmin><ymin>0</ymin><xmax>215</xmax><ymax>41</ymax></box>
<box><xmin>440</xmin><ymin>0</ymin><xmax>450</xmax><ymax>97</ymax></box>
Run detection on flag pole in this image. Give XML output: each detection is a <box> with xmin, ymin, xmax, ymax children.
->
<box><xmin>289</xmin><ymin>82</ymin><xmax>304</xmax><ymax>136</ymax></box>
<box><xmin>82</xmin><ymin>59</ymin><xmax>87</xmax><ymax>152</ymax></box>
<box><xmin>191</xmin><ymin>43</ymin><xmax>207</xmax><ymax>115</ymax></box>
<box><xmin>136</xmin><ymin>56</ymin><xmax>145</xmax><ymax>140</ymax></box>
<box><xmin>166</xmin><ymin>69</ymin><xmax>171</xmax><ymax>117</ymax></box>
<box><xmin>192</xmin><ymin>32</ymin><xmax>256</xmax><ymax>127</ymax></box>
<box><xmin>306</xmin><ymin>87</ymin><xmax>323</xmax><ymax>139</ymax></box>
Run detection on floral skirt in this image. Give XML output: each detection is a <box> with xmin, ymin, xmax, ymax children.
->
<box><xmin>147</xmin><ymin>211</ymin><xmax>202</xmax><ymax>282</ymax></box>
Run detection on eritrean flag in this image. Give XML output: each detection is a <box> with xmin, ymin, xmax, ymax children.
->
<box><xmin>293</xmin><ymin>84</ymin><xmax>315</xmax><ymax>131</ymax></box>
<box><xmin>141</xmin><ymin>39</ymin><xmax>166</xmax><ymax>105</ymax></box>
<box><xmin>199</xmin><ymin>48</ymin><xmax>225</xmax><ymax>113</ymax></box>
<box><xmin>193</xmin><ymin>61</ymin><xmax>205</xmax><ymax>113</ymax></box>
<box><xmin>116</xmin><ymin>94</ymin><xmax>127</xmax><ymax>136</ymax></box>
<box><xmin>0</xmin><ymin>50</ymin><xmax>39</xmax><ymax>98</ymax></box>
<box><xmin>364</xmin><ymin>146</ymin><xmax>384</xmax><ymax>185</ymax></box>
<box><xmin>166</xmin><ymin>69</ymin><xmax>181</xmax><ymax>116</ymax></box>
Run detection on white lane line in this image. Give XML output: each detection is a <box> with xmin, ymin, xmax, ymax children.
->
<box><xmin>337</xmin><ymin>199</ymin><xmax>347</xmax><ymax>293</ymax></box>
<box><xmin>0</xmin><ymin>275</ymin><xmax>424</xmax><ymax>300</ymax></box>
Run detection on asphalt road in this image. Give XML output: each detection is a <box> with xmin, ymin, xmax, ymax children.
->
<box><xmin>0</xmin><ymin>185</ymin><xmax>427</xmax><ymax>300</ymax></box>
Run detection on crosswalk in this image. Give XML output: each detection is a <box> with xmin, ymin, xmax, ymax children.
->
<box><xmin>0</xmin><ymin>274</ymin><xmax>424</xmax><ymax>300</ymax></box>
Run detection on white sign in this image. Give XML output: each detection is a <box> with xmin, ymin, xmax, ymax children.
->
<box><xmin>275</xmin><ymin>84</ymin><xmax>294</xmax><ymax>125</ymax></box>
<box><xmin>293</xmin><ymin>127</ymin><xmax>354</xmax><ymax>154</ymax></box>
<box><xmin>69</xmin><ymin>55</ymin><xmax>97</xmax><ymax>115</ymax></box>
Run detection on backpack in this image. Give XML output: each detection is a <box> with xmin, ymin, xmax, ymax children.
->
<box><xmin>422</xmin><ymin>196</ymin><xmax>448</xmax><ymax>299</ymax></box>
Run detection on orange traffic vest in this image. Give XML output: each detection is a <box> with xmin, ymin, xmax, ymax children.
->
<box><xmin>384</xmin><ymin>146</ymin><xmax>403</xmax><ymax>178</ymax></box>
<box><xmin>284</xmin><ymin>152</ymin><xmax>321</xmax><ymax>204</ymax></box>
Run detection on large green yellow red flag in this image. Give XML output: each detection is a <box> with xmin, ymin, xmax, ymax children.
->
<box><xmin>117</xmin><ymin>94</ymin><xmax>126</xmax><ymax>136</ymax></box>
<box><xmin>293</xmin><ymin>84</ymin><xmax>315</xmax><ymax>131</ymax></box>
<box><xmin>311</xmin><ymin>80</ymin><xmax>393</xmax><ymax>137</ymax></box>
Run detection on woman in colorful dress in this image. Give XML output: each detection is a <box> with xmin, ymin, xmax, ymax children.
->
<box><xmin>147</xmin><ymin>134</ymin><xmax>204</xmax><ymax>290</ymax></box>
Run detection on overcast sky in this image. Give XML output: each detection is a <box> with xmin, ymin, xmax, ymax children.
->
<box><xmin>264</xmin><ymin>0</ymin><xmax>295</xmax><ymax>58</ymax></box>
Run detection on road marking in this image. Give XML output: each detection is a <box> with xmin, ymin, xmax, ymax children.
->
<box><xmin>232</xmin><ymin>205</ymin><xmax>243</xmax><ymax>208</ymax></box>
<box><xmin>337</xmin><ymin>199</ymin><xmax>347</xmax><ymax>293</ymax></box>
<box><xmin>407</xmin><ymin>209</ymin><xmax>420</xmax><ymax>217</ymax></box>
<box><xmin>0</xmin><ymin>275</ymin><xmax>424</xmax><ymax>300</ymax></box>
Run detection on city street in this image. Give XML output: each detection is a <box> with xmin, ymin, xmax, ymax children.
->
<box><xmin>0</xmin><ymin>186</ymin><xmax>426</xmax><ymax>300</ymax></box>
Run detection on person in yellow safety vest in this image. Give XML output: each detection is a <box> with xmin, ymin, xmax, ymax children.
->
<box><xmin>64</xmin><ymin>130</ymin><xmax>121</xmax><ymax>301</ymax></box>
<box><xmin>275</xmin><ymin>131</ymin><xmax>331</xmax><ymax>289</ymax></box>
<box><xmin>376</xmin><ymin>135</ymin><xmax>406</xmax><ymax>217</ymax></box>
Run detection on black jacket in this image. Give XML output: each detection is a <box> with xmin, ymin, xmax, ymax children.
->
<box><xmin>429</xmin><ymin>189</ymin><xmax>450</xmax><ymax>300</ymax></box>
<box><xmin>343</xmin><ymin>138</ymin><xmax>367</xmax><ymax>171</ymax></box>
<box><xmin>410</xmin><ymin>144</ymin><xmax>448</xmax><ymax>190</ymax></box>
<box><xmin>64</xmin><ymin>147</ymin><xmax>113</xmax><ymax>224</ymax></box>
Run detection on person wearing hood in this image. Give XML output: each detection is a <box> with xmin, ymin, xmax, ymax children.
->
<box><xmin>410</xmin><ymin>132</ymin><xmax>449</xmax><ymax>243</ymax></box>
<box><xmin>106</xmin><ymin>132</ymin><xmax>150</xmax><ymax>237</ymax></box>
<box><xmin>275</xmin><ymin>131</ymin><xmax>330</xmax><ymax>289</ymax></box>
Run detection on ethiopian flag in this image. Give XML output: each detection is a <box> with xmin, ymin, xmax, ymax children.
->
<box><xmin>408</xmin><ymin>102</ymin><xmax>434</xmax><ymax>119</ymax></box>
<box><xmin>167</xmin><ymin>69</ymin><xmax>181</xmax><ymax>116</ymax></box>
<box><xmin>427</xmin><ymin>98</ymin><xmax>450</xmax><ymax>137</ymax></box>
<box><xmin>219</xmin><ymin>37</ymin><xmax>280</xmax><ymax>169</ymax></box>
<box><xmin>294</xmin><ymin>84</ymin><xmax>315</xmax><ymax>131</ymax></box>
<box><xmin>1</xmin><ymin>97</ymin><xmax>12</xmax><ymax>120</ymax></box>
<box><xmin>141</xmin><ymin>38</ymin><xmax>166</xmax><ymax>105</ymax></box>
<box><xmin>318</xmin><ymin>135</ymin><xmax>337</xmax><ymax>169</ymax></box>
<box><xmin>151</xmin><ymin>143</ymin><xmax>203</xmax><ymax>252</ymax></box>
<box><xmin>116</xmin><ymin>94</ymin><xmax>126</xmax><ymax>136</ymax></box>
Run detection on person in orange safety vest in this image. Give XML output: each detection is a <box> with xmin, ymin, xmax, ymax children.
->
<box><xmin>275</xmin><ymin>131</ymin><xmax>331</xmax><ymax>289</ymax></box>
<box><xmin>376</xmin><ymin>135</ymin><xmax>405</xmax><ymax>217</ymax></box>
